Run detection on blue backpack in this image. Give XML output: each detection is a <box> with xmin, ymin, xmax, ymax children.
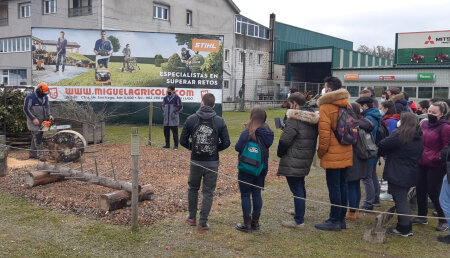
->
<box><xmin>237</xmin><ymin>140</ymin><xmax>264</xmax><ymax>177</ymax></box>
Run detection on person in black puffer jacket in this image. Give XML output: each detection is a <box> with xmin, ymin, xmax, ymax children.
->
<box><xmin>387</xmin><ymin>87</ymin><xmax>410</xmax><ymax>114</ymax></box>
<box><xmin>276</xmin><ymin>93</ymin><xmax>319</xmax><ymax>230</ymax></box>
<box><xmin>346</xmin><ymin>103</ymin><xmax>374</xmax><ymax>221</ymax></box>
<box><xmin>378</xmin><ymin>112</ymin><xmax>423</xmax><ymax>237</ymax></box>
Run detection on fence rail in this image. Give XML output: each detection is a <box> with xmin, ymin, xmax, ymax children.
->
<box><xmin>68</xmin><ymin>6</ymin><xmax>93</xmax><ymax>17</ymax></box>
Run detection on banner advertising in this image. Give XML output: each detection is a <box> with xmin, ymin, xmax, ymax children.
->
<box><xmin>31</xmin><ymin>28</ymin><xmax>224</xmax><ymax>103</ymax></box>
<box><xmin>396</xmin><ymin>30</ymin><xmax>450</xmax><ymax>65</ymax></box>
<box><xmin>344</xmin><ymin>73</ymin><xmax>436</xmax><ymax>82</ymax></box>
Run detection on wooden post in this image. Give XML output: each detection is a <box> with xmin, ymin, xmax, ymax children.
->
<box><xmin>148</xmin><ymin>103</ymin><xmax>153</xmax><ymax>146</ymax></box>
<box><xmin>131</xmin><ymin>127</ymin><xmax>139</xmax><ymax>228</ymax></box>
<box><xmin>0</xmin><ymin>135</ymin><xmax>7</xmax><ymax>177</ymax></box>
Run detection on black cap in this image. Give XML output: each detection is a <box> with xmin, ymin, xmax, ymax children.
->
<box><xmin>355</xmin><ymin>96</ymin><xmax>373</xmax><ymax>105</ymax></box>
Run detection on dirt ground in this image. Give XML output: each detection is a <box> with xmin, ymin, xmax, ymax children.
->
<box><xmin>0</xmin><ymin>143</ymin><xmax>280</xmax><ymax>226</ymax></box>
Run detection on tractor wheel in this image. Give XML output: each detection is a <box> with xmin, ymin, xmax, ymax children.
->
<box><xmin>48</xmin><ymin>130</ymin><xmax>87</xmax><ymax>162</ymax></box>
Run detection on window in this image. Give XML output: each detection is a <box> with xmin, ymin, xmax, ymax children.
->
<box><xmin>44</xmin><ymin>0</ymin><xmax>57</xmax><ymax>14</ymax></box>
<box><xmin>235</xmin><ymin>15</ymin><xmax>270</xmax><ymax>39</ymax></box>
<box><xmin>347</xmin><ymin>86</ymin><xmax>359</xmax><ymax>97</ymax></box>
<box><xmin>418</xmin><ymin>87</ymin><xmax>432</xmax><ymax>99</ymax></box>
<box><xmin>186</xmin><ymin>10</ymin><xmax>192</xmax><ymax>26</ymax></box>
<box><xmin>239</xmin><ymin>51</ymin><xmax>245</xmax><ymax>63</ymax></box>
<box><xmin>0</xmin><ymin>4</ymin><xmax>8</xmax><ymax>26</ymax></box>
<box><xmin>224</xmin><ymin>49</ymin><xmax>229</xmax><ymax>62</ymax></box>
<box><xmin>0</xmin><ymin>37</ymin><xmax>31</xmax><ymax>53</ymax></box>
<box><xmin>223</xmin><ymin>80</ymin><xmax>229</xmax><ymax>89</ymax></box>
<box><xmin>258</xmin><ymin>54</ymin><xmax>263</xmax><ymax>65</ymax></box>
<box><xmin>20</xmin><ymin>2</ymin><xmax>31</xmax><ymax>18</ymax></box>
<box><xmin>403</xmin><ymin>87</ymin><xmax>417</xmax><ymax>98</ymax></box>
<box><xmin>434</xmin><ymin>87</ymin><xmax>449</xmax><ymax>98</ymax></box>
<box><xmin>69</xmin><ymin>0</ymin><xmax>92</xmax><ymax>17</ymax></box>
<box><xmin>249</xmin><ymin>53</ymin><xmax>253</xmax><ymax>65</ymax></box>
<box><xmin>0</xmin><ymin>69</ymin><xmax>27</xmax><ymax>86</ymax></box>
<box><xmin>153</xmin><ymin>4</ymin><xmax>169</xmax><ymax>20</ymax></box>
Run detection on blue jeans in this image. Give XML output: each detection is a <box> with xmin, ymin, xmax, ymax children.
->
<box><xmin>440</xmin><ymin>175</ymin><xmax>450</xmax><ymax>235</ymax></box>
<box><xmin>347</xmin><ymin>180</ymin><xmax>361</xmax><ymax>211</ymax></box>
<box><xmin>286</xmin><ymin>176</ymin><xmax>306</xmax><ymax>224</ymax></box>
<box><xmin>362</xmin><ymin>164</ymin><xmax>380</xmax><ymax>208</ymax></box>
<box><xmin>56</xmin><ymin>53</ymin><xmax>66</xmax><ymax>71</ymax></box>
<box><xmin>238</xmin><ymin>171</ymin><xmax>265</xmax><ymax>217</ymax></box>
<box><xmin>325</xmin><ymin>168</ymin><xmax>348</xmax><ymax>222</ymax></box>
<box><xmin>97</xmin><ymin>58</ymin><xmax>109</xmax><ymax>68</ymax></box>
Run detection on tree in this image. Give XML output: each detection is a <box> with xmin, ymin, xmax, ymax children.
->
<box><xmin>200</xmin><ymin>44</ymin><xmax>223</xmax><ymax>75</ymax></box>
<box><xmin>357</xmin><ymin>44</ymin><xmax>394</xmax><ymax>59</ymax></box>
<box><xmin>107</xmin><ymin>35</ymin><xmax>121</xmax><ymax>53</ymax></box>
<box><xmin>0</xmin><ymin>89</ymin><xmax>28</xmax><ymax>134</ymax></box>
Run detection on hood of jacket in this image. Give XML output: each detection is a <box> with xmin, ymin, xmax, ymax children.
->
<box><xmin>196</xmin><ymin>106</ymin><xmax>216</xmax><ymax>120</ymax></box>
<box><xmin>286</xmin><ymin>108</ymin><xmax>319</xmax><ymax>125</ymax></box>
<box><xmin>390</xmin><ymin>93</ymin><xmax>406</xmax><ymax>104</ymax></box>
<box><xmin>383</xmin><ymin>113</ymin><xmax>400</xmax><ymax>121</ymax></box>
<box><xmin>317</xmin><ymin>89</ymin><xmax>350</xmax><ymax>108</ymax></box>
<box><xmin>255</xmin><ymin>125</ymin><xmax>275</xmax><ymax>148</ymax></box>
<box><xmin>362</xmin><ymin>108</ymin><xmax>382</xmax><ymax>121</ymax></box>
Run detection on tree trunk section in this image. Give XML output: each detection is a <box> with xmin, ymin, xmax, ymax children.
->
<box><xmin>99</xmin><ymin>184</ymin><xmax>154</xmax><ymax>211</ymax></box>
<box><xmin>25</xmin><ymin>171</ymin><xmax>65</xmax><ymax>187</ymax></box>
<box><xmin>36</xmin><ymin>163</ymin><xmax>136</xmax><ymax>192</ymax></box>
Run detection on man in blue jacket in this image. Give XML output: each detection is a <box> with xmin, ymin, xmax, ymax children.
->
<box><xmin>94</xmin><ymin>30</ymin><xmax>112</xmax><ymax>68</ymax></box>
<box><xmin>23</xmin><ymin>83</ymin><xmax>53</xmax><ymax>160</ymax></box>
<box><xmin>161</xmin><ymin>85</ymin><xmax>183</xmax><ymax>149</ymax></box>
<box><xmin>55</xmin><ymin>31</ymin><xmax>67</xmax><ymax>72</ymax></box>
<box><xmin>356</xmin><ymin>96</ymin><xmax>382</xmax><ymax>210</ymax></box>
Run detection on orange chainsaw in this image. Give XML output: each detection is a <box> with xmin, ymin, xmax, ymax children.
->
<box><xmin>39</xmin><ymin>120</ymin><xmax>54</xmax><ymax>131</ymax></box>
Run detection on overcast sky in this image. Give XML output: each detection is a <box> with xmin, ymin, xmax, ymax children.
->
<box><xmin>233</xmin><ymin>0</ymin><xmax>450</xmax><ymax>50</ymax></box>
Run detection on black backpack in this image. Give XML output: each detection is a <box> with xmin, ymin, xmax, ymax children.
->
<box><xmin>376</xmin><ymin>118</ymin><xmax>389</xmax><ymax>144</ymax></box>
<box><xmin>191</xmin><ymin>115</ymin><xmax>219</xmax><ymax>158</ymax></box>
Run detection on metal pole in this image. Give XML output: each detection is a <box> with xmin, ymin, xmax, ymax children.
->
<box><xmin>239</xmin><ymin>29</ymin><xmax>247</xmax><ymax>111</ymax></box>
<box><xmin>2</xmin><ymin>84</ymin><xmax>6</xmax><ymax>136</ymax></box>
<box><xmin>148</xmin><ymin>103</ymin><xmax>153</xmax><ymax>146</ymax></box>
<box><xmin>0</xmin><ymin>135</ymin><xmax>7</xmax><ymax>177</ymax></box>
<box><xmin>130</xmin><ymin>127</ymin><xmax>140</xmax><ymax>228</ymax></box>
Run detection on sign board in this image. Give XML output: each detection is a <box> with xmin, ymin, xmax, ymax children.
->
<box><xmin>32</xmin><ymin>28</ymin><xmax>223</xmax><ymax>103</ymax></box>
<box><xmin>344</xmin><ymin>73</ymin><xmax>435</xmax><ymax>82</ymax></box>
<box><xmin>396</xmin><ymin>30</ymin><xmax>450</xmax><ymax>65</ymax></box>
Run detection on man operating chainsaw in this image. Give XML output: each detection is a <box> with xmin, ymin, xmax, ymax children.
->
<box><xmin>23</xmin><ymin>83</ymin><xmax>53</xmax><ymax>160</ymax></box>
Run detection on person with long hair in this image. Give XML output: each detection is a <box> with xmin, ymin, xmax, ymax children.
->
<box><xmin>413</xmin><ymin>101</ymin><xmax>450</xmax><ymax>232</ymax></box>
<box><xmin>380</xmin><ymin>101</ymin><xmax>399</xmax><ymax>134</ymax></box>
<box><xmin>276</xmin><ymin>93</ymin><xmax>319</xmax><ymax>229</ymax></box>
<box><xmin>378</xmin><ymin>112</ymin><xmax>423</xmax><ymax>237</ymax></box>
<box><xmin>234</xmin><ymin>107</ymin><xmax>274</xmax><ymax>233</ymax></box>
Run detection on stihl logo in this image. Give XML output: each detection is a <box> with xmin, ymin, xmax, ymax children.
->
<box><xmin>425</xmin><ymin>35</ymin><xmax>434</xmax><ymax>45</ymax></box>
<box><xmin>192</xmin><ymin>39</ymin><xmax>220</xmax><ymax>53</ymax></box>
<box><xmin>194</xmin><ymin>43</ymin><xmax>216</xmax><ymax>49</ymax></box>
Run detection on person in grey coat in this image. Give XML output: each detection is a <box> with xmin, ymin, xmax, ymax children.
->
<box><xmin>161</xmin><ymin>85</ymin><xmax>183</xmax><ymax>149</ymax></box>
<box><xmin>277</xmin><ymin>92</ymin><xmax>319</xmax><ymax>229</ymax></box>
<box><xmin>23</xmin><ymin>83</ymin><xmax>53</xmax><ymax>160</ymax></box>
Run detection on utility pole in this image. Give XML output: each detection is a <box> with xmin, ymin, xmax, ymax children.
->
<box><xmin>148</xmin><ymin>102</ymin><xmax>153</xmax><ymax>146</ymax></box>
<box><xmin>239</xmin><ymin>29</ymin><xmax>246</xmax><ymax>111</ymax></box>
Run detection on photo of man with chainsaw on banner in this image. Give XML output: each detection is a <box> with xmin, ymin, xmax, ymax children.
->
<box><xmin>23</xmin><ymin>83</ymin><xmax>53</xmax><ymax>161</ymax></box>
<box><xmin>94</xmin><ymin>30</ymin><xmax>112</xmax><ymax>68</ymax></box>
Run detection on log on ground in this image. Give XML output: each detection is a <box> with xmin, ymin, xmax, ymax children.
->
<box><xmin>99</xmin><ymin>184</ymin><xmax>154</xmax><ymax>211</ymax></box>
<box><xmin>25</xmin><ymin>171</ymin><xmax>65</xmax><ymax>188</ymax></box>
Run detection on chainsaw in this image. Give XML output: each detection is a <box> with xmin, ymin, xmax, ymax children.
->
<box><xmin>40</xmin><ymin>120</ymin><xmax>71</xmax><ymax>132</ymax></box>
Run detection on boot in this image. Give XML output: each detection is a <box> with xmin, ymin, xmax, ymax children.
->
<box><xmin>251</xmin><ymin>214</ymin><xmax>260</xmax><ymax>231</ymax></box>
<box><xmin>235</xmin><ymin>216</ymin><xmax>252</xmax><ymax>233</ymax></box>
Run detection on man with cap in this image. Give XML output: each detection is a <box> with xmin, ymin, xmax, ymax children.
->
<box><xmin>356</xmin><ymin>96</ymin><xmax>382</xmax><ymax>210</ymax></box>
<box><xmin>23</xmin><ymin>83</ymin><xmax>53</xmax><ymax>160</ymax></box>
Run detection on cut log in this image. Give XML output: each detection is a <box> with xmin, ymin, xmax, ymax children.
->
<box><xmin>99</xmin><ymin>184</ymin><xmax>154</xmax><ymax>211</ymax></box>
<box><xmin>25</xmin><ymin>171</ymin><xmax>65</xmax><ymax>188</ymax></box>
<box><xmin>36</xmin><ymin>163</ymin><xmax>137</xmax><ymax>192</ymax></box>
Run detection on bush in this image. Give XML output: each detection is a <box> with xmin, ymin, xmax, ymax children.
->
<box><xmin>167</xmin><ymin>53</ymin><xmax>182</xmax><ymax>70</ymax></box>
<box><xmin>154</xmin><ymin>54</ymin><xmax>164</xmax><ymax>67</ymax></box>
<box><xmin>0</xmin><ymin>89</ymin><xmax>28</xmax><ymax>134</ymax></box>
<box><xmin>192</xmin><ymin>54</ymin><xmax>205</xmax><ymax>66</ymax></box>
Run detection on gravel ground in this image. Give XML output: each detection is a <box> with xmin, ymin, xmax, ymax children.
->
<box><xmin>0</xmin><ymin>143</ymin><xmax>280</xmax><ymax>226</ymax></box>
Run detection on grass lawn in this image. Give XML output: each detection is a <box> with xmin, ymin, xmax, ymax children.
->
<box><xmin>1</xmin><ymin>108</ymin><xmax>448</xmax><ymax>256</ymax></box>
<box><xmin>54</xmin><ymin>62</ymin><xmax>165</xmax><ymax>87</ymax></box>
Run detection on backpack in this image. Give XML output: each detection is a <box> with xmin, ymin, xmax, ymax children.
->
<box><xmin>333</xmin><ymin>106</ymin><xmax>359</xmax><ymax>145</ymax></box>
<box><xmin>237</xmin><ymin>138</ymin><xmax>265</xmax><ymax>177</ymax></box>
<box><xmin>355</xmin><ymin>127</ymin><xmax>378</xmax><ymax>160</ymax></box>
<box><xmin>375</xmin><ymin>118</ymin><xmax>389</xmax><ymax>145</ymax></box>
<box><xmin>191</xmin><ymin>115</ymin><xmax>218</xmax><ymax>158</ymax></box>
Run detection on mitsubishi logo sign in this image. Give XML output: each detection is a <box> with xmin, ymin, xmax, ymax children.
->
<box><xmin>424</xmin><ymin>35</ymin><xmax>435</xmax><ymax>45</ymax></box>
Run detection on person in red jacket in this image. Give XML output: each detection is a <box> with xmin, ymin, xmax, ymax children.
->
<box><xmin>380</xmin><ymin>101</ymin><xmax>400</xmax><ymax>134</ymax></box>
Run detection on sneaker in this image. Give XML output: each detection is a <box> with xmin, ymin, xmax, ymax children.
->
<box><xmin>173</xmin><ymin>146</ymin><xmax>178</xmax><ymax>150</ymax></box>
<box><xmin>162</xmin><ymin>145</ymin><xmax>170</xmax><ymax>149</ymax></box>
<box><xmin>185</xmin><ymin>216</ymin><xmax>196</xmax><ymax>226</ymax></box>
<box><xmin>411</xmin><ymin>217</ymin><xmax>428</xmax><ymax>225</ymax></box>
<box><xmin>436</xmin><ymin>222</ymin><xmax>449</xmax><ymax>232</ymax></box>
<box><xmin>387</xmin><ymin>228</ymin><xmax>413</xmax><ymax>237</ymax></box>
<box><xmin>197</xmin><ymin>224</ymin><xmax>210</xmax><ymax>233</ymax></box>
<box><xmin>314</xmin><ymin>220</ymin><xmax>341</xmax><ymax>232</ymax></box>
<box><xmin>281</xmin><ymin>221</ymin><xmax>305</xmax><ymax>230</ymax></box>
<box><xmin>437</xmin><ymin>235</ymin><xmax>450</xmax><ymax>244</ymax></box>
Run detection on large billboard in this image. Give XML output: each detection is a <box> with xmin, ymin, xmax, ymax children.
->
<box><xmin>31</xmin><ymin>28</ymin><xmax>223</xmax><ymax>103</ymax></box>
<box><xmin>396</xmin><ymin>30</ymin><xmax>450</xmax><ymax>65</ymax></box>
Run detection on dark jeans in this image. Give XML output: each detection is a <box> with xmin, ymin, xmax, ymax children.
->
<box><xmin>286</xmin><ymin>176</ymin><xmax>306</xmax><ymax>224</ymax></box>
<box><xmin>188</xmin><ymin>163</ymin><xmax>218</xmax><ymax>225</ymax></box>
<box><xmin>417</xmin><ymin>166</ymin><xmax>446</xmax><ymax>221</ymax></box>
<box><xmin>164</xmin><ymin>126</ymin><xmax>178</xmax><ymax>147</ymax></box>
<box><xmin>439</xmin><ymin>175</ymin><xmax>450</xmax><ymax>234</ymax></box>
<box><xmin>56</xmin><ymin>53</ymin><xmax>66</xmax><ymax>71</ymax></box>
<box><xmin>347</xmin><ymin>180</ymin><xmax>361</xmax><ymax>211</ymax></box>
<box><xmin>362</xmin><ymin>164</ymin><xmax>380</xmax><ymax>208</ymax></box>
<box><xmin>325</xmin><ymin>168</ymin><xmax>348</xmax><ymax>223</ymax></box>
<box><xmin>30</xmin><ymin>131</ymin><xmax>43</xmax><ymax>158</ymax></box>
<box><xmin>238</xmin><ymin>171</ymin><xmax>265</xmax><ymax>217</ymax></box>
<box><xmin>388</xmin><ymin>182</ymin><xmax>411</xmax><ymax>229</ymax></box>
<box><xmin>97</xmin><ymin>58</ymin><xmax>109</xmax><ymax>68</ymax></box>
